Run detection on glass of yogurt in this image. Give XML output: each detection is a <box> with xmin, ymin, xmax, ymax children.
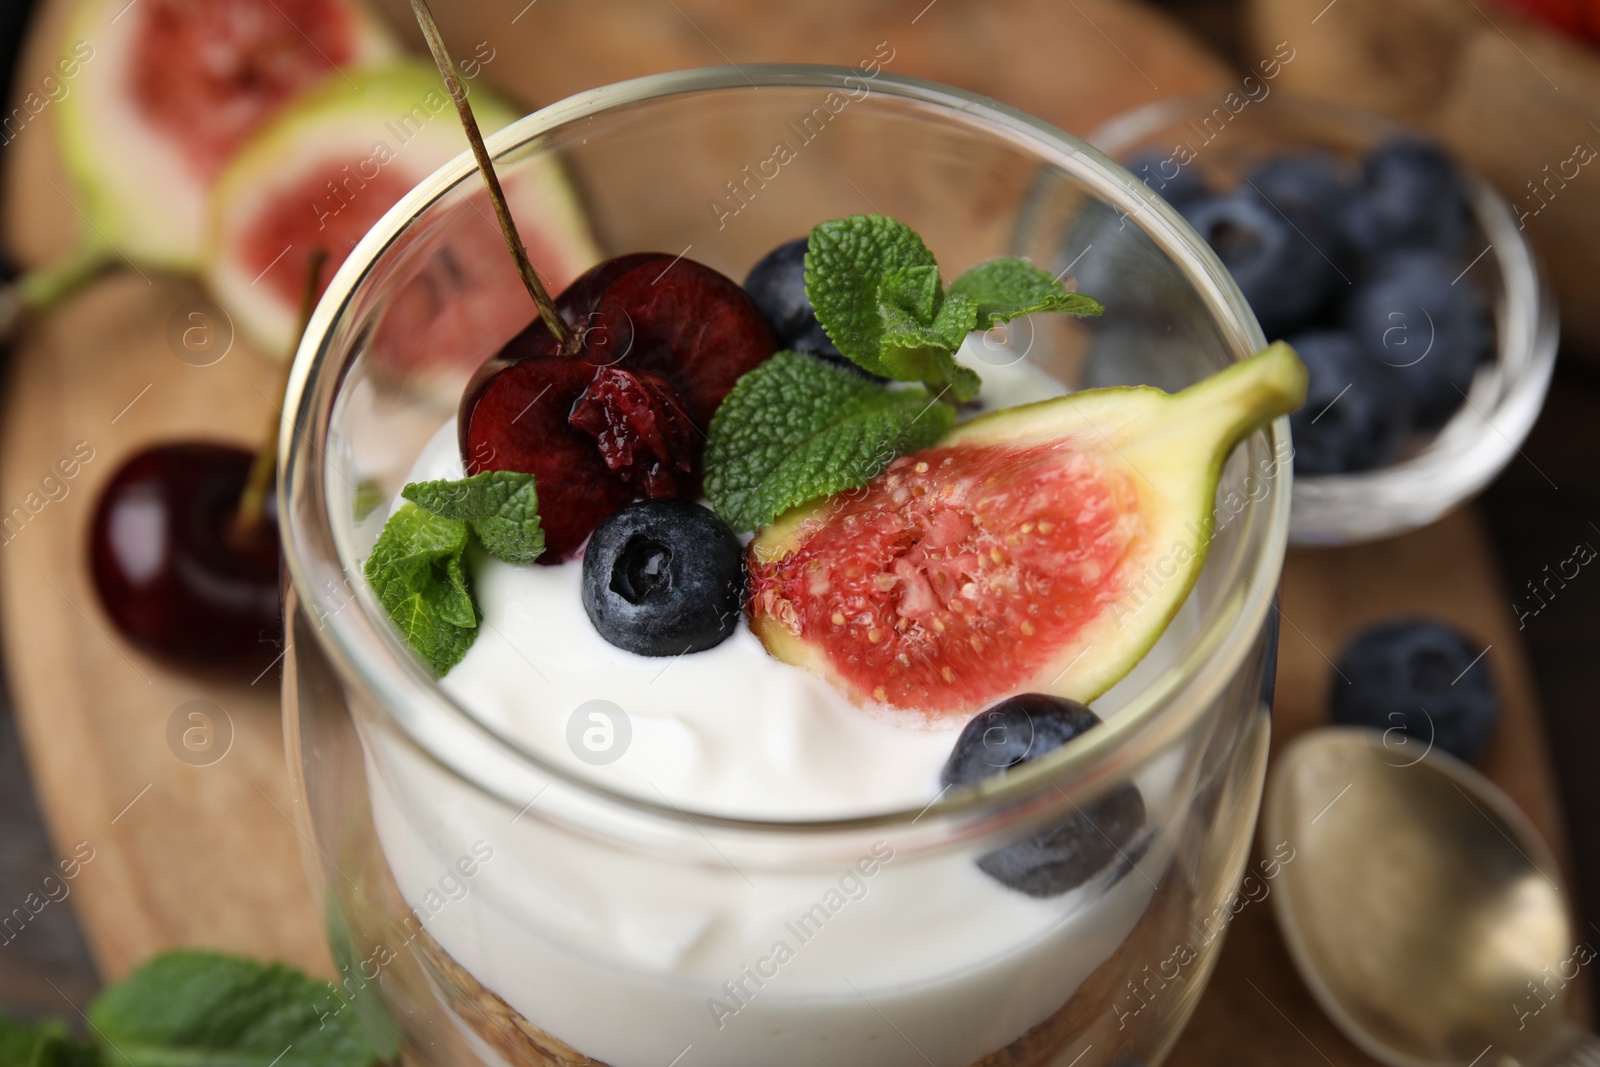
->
<box><xmin>280</xmin><ymin>66</ymin><xmax>1288</xmax><ymax>1067</ymax></box>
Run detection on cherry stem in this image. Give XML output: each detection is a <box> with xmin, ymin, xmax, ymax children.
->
<box><xmin>409</xmin><ymin>0</ymin><xmax>571</xmax><ymax>347</ymax></box>
<box><xmin>231</xmin><ymin>248</ymin><xmax>327</xmax><ymax>546</ymax></box>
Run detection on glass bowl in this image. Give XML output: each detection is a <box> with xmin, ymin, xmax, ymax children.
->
<box><xmin>1083</xmin><ymin>92</ymin><xmax>1557</xmax><ymax>545</ymax></box>
<box><xmin>280</xmin><ymin>66</ymin><xmax>1289</xmax><ymax>1067</ymax></box>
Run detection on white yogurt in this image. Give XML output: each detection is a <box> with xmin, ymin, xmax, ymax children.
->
<box><xmin>363</xmin><ymin>351</ymin><xmax>1167</xmax><ymax>1065</ymax></box>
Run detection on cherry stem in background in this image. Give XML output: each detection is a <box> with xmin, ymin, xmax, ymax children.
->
<box><xmin>231</xmin><ymin>248</ymin><xmax>327</xmax><ymax>546</ymax></box>
<box><xmin>408</xmin><ymin>0</ymin><xmax>572</xmax><ymax>348</ymax></box>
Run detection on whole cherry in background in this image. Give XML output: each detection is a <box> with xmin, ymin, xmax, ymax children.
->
<box><xmin>89</xmin><ymin>252</ymin><xmax>326</xmax><ymax>678</ymax></box>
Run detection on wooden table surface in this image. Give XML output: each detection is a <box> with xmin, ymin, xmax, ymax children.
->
<box><xmin>0</xmin><ymin>0</ymin><xmax>1590</xmax><ymax>1062</ymax></box>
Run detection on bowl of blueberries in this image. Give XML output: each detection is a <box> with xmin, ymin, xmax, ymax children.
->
<box><xmin>1072</xmin><ymin>92</ymin><xmax>1557</xmax><ymax>544</ymax></box>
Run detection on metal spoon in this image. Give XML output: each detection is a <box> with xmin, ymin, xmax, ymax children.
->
<box><xmin>1264</xmin><ymin>727</ymin><xmax>1600</xmax><ymax>1067</ymax></box>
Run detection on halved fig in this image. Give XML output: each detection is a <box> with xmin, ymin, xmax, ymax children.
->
<box><xmin>204</xmin><ymin>61</ymin><xmax>597</xmax><ymax>360</ymax></box>
<box><xmin>748</xmin><ymin>343</ymin><xmax>1307</xmax><ymax>719</ymax></box>
<box><xmin>57</xmin><ymin>0</ymin><xmax>398</xmax><ymax>269</ymax></box>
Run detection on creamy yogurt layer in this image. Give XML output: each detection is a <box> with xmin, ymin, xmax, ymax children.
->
<box><xmin>365</xmin><ymin>350</ymin><xmax>1173</xmax><ymax>1065</ymax></box>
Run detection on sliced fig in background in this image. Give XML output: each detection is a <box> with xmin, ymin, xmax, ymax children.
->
<box><xmin>748</xmin><ymin>343</ymin><xmax>1308</xmax><ymax>720</ymax></box>
<box><xmin>58</xmin><ymin>0</ymin><xmax>398</xmax><ymax>269</ymax></box>
<box><xmin>204</xmin><ymin>61</ymin><xmax>597</xmax><ymax>361</ymax></box>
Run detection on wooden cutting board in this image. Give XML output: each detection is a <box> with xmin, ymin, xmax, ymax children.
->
<box><xmin>0</xmin><ymin>0</ymin><xmax>1585</xmax><ymax>1060</ymax></box>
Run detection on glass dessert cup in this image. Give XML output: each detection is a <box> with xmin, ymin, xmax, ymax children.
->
<box><xmin>1085</xmin><ymin>92</ymin><xmax>1558</xmax><ymax>546</ymax></box>
<box><xmin>280</xmin><ymin>67</ymin><xmax>1290</xmax><ymax>1067</ymax></box>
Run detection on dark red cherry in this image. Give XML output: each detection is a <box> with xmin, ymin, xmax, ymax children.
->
<box><xmin>89</xmin><ymin>443</ymin><xmax>281</xmax><ymax>676</ymax></box>
<box><xmin>569</xmin><ymin>365</ymin><xmax>695</xmax><ymax>498</ymax></box>
<box><xmin>460</xmin><ymin>253</ymin><xmax>775</xmax><ymax>561</ymax></box>
<box><xmin>582</xmin><ymin>254</ymin><xmax>775</xmax><ymax>428</ymax></box>
<box><xmin>461</xmin><ymin>356</ymin><xmax>636</xmax><ymax>560</ymax></box>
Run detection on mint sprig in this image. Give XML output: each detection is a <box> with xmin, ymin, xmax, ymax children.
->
<box><xmin>367</xmin><ymin>471</ymin><xmax>547</xmax><ymax>676</ymax></box>
<box><xmin>1</xmin><ymin>950</ymin><xmax>387</xmax><ymax>1067</ymax></box>
<box><xmin>403</xmin><ymin>470</ymin><xmax>545</xmax><ymax>565</ymax></box>
<box><xmin>92</xmin><ymin>951</ymin><xmax>384</xmax><ymax>1067</ymax></box>
<box><xmin>803</xmin><ymin>214</ymin><xmax>1103</xmax><ymax>402</ymax></box>
<box><xmin>364</xmin><ymin>503</ymin><xmax>477</xmax><ymax>677</ymax></box>
<box><xmin>949</xmin><ymin>258</ymin><xmax>1106</xmax><ymax>326</ymax></box>
<box><xmin>704</xmin><ymin>351</ymin><xmax>956</xmax><ymax>531</ymax></box>
<box><xmin>803</xmin><ymin>214</ymin><xmax>937</xmax><ymax>378</ymax></box>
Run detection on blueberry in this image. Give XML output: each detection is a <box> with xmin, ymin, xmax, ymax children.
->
<box><xmin>743</xmin><ymin>237</ymin><xmax>839</xmax><ymax>356</ymax></box>
<box><xmin>1246</xmin><ymin>152</ymin><xmax>1357</xmax><ymax>258</ymax></box>
<box><xmin>942</xmin><ymin>694</ymin><xmax>1145</xmax><ymax>898</ymax></box>
<box><xmin>1344</xmin><ymin>137</ymin><xmax>1474</xmax><ymax>256</ymax></box>
<box><xmin>744</xmin><ymin>238</ymin><xmax>888</xmax><ymax>378</ymax></box>
<box><xmin>1330</xmin><ymin>619</ymin><xmax>1499</xmax><ymax>763</ymax></box>
<box><xmin>1123</xmin><ymin>151</ymin><xmax>1205</xmax><ymax>210</ymax></box>
<box><xmin>581</xmin><ymin>500</ymin><xmax>745</xmax><ymax>657</ymax></box>
<box><xmin>1184</xmin><ymin>190</ymin><xmax>1338</xmax><ymax>337</ymax></box>
<box><xmin>1344</xmin><ymin>250</ymin><xmax>1494</xmax><ymax>427</ymax></box>
<box><xmin>1287</xmin><ymin>330</ymin><xmax>1412</xmax><ymax>474</ymax></box>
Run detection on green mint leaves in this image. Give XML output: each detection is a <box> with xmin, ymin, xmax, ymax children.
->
<box><xmin>367</xmin><ymin>471</ymin><xmax>545</xmax><ymax>676</ymax></box>
<box><xmin>403</xmin><ymin>470</ymin><xmax>546</xmax><ymax>565</ymax></box>
<box><xmin>0</xmin><ymin>1019</ymin><xmax>96</xmax><ymax>1067</ymax></box>
<box><xmin>803</xmin><ymin>214</ymin><xmax>938</xmax><ymax>378</ymax></box>
<box><xmin>2</xmin><ymin>951</ymin><xmax>385</xmax><ymax>1067</ymax></box>
<box><xmin>704</xmin><ymin>213</ymin><xmax>1103</xmax><ymax>530</ymax></box>
<box><xmin>948</xmin><ymin>257</ymin><xmax>1106</xmax><ymax>326</ymax></box>
<box><xmin>804</xmin><ymin>216</ymin><xmax>979</xmax><ymax>401</ymax></box>
<box><xmin>803</xmin><ymin>215</ymin><xmax>1102</xmax><ymax>402</ymax></box>
<box><xmin>364</xmin><ymin>503</ymin><xmax>477</xmax><ymax>677</ymax></box>
<box><xmin>705</xmin><ymin>351</ymin><xmax>956</xmax><ymax>531</ymax></box>
<box><xmin>91</xmin><ymin>951</ymin><xmax>384</xmax><ymax>1067</ymax></box>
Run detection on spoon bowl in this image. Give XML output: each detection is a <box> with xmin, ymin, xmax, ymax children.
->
<box><xmin>1265</xmin><ymin>728</ymin><xmax>1595</xmax><ymax>1067</ymax></box>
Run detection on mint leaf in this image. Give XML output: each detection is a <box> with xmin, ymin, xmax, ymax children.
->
<box><xmin>880</xmin><ymin>289</ymin><xmax>981</xmax><ymax>402</ymax></box>
<box><xmin>804</xmin><ymin>215</ymin><xmax>937</xmax><ymax>377</ymax></box>
<box><xmin>806</xmin><ymin>216</ymin><xmax>986</xmax><ymax>400</ymax></box>
<box><xmin>877</xmin><ymin>264</ymin><xmax>942</xmax><ymax>324</ymax></box>
<box><xmin>705</xmin><ymin>351</ymin><xmax>956</xmax><ymax>531</ymax></box>
<box><xmin>803</xmin><ymin>216</ymin><xmax>1105</xmax><ymax>405</ymax></box>
<box><xmin>0</xmin><ymin>1018</ymin><xmax>97</xmax><ymax>1067</ymax></box>
<box><xmin>89</xmin><ymin>951</ymin><xmax>382</xmax><ymax>1067</ymax></box>
<box><xmin>949</xmin><ymin>258</ymin><xmax>1105</xmax><ymax>327</ymax></box>
<box><xmin>0</xmin><ymin>1017</ymin><xmax>49</xmax><ymax>1067</ymax></box>
<box><xmin>403</xmin><ymin>470</ymin><xmax>545</xmax><ymax>565</ymax></box>
<box><xmin>364</xmin><ymin>503</ymin><xmax>476</xmax><ymax>676</ymax></box>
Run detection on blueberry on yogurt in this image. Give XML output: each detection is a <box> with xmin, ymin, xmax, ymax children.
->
<box><xmin>582</xmin><ymin>500</ymin><xmax>746</xmax><ymax>656</ymax></box>
<box><xmin>942</xmin><ymin>694</ymin><xmax>1146</xmax><ymax>898</ymax></box>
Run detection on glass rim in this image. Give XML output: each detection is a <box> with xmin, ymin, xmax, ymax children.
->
<box><xmin>278</xmin><ymin>63</ymin><xmax>1290</xmax><ymax>838</ymax></box>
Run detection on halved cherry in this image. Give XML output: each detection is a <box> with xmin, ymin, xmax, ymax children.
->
<box><xmin>459</xmin><ymin>253</ymin><xmax>775</xmax><ymax>560</ymax></box>
<box><xmin>582</xmin><ymin>255</ymin><xmax>775</xmax><ymax>428</ymax></box>
<box><xmin>460</xmin><ymin>356</ymin><xmax>635</xmax><ymax>561</ymax></box>
<box><xmin>569</xmin><ymin>365</ymin><xmax>695</xmax><ymax>498</ymax></box>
